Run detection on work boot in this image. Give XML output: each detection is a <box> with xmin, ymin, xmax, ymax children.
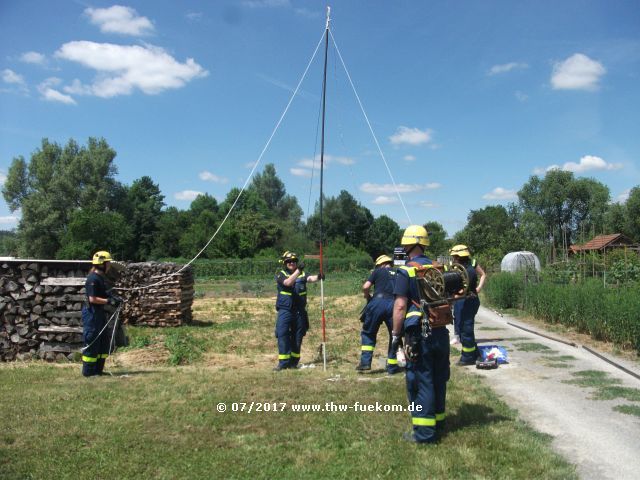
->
<box><xmin>273</xmin><ymin>364</ymin><xmax>289</xmax><ymax>372</ymax></box>
<box><xmin>355</xmin><ymin>363</ymin><xmax>371</xmax><ymax>372</ymax></box>
<box><xmin>456</xmin><ymin>359</ymin><xmax>476</xmax><ymax>366</ymax></box>
<box><xmin>386</xmin><ymin>366</ymin><xmax>402</xmax><ymax>375</ymax></box>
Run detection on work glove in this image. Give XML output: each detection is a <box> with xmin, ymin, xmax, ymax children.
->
<box><xmin>108</xmin><ymin>294</ymin><xmax>124</xmax><ymax>306</ymax></box>
<box><xmin>391</xmin><ymin>334</ymin><xmax>403</xmax><ymax>354</ymax></box>
<box><xmin>296</xmin><ymin>261</ymin><xmax>305</xmax><ymax>272</ymax></box>
<box><xmin>318</xmin><ymin>272</ymin><xmax>325</xmax><ymax>281</ymax></box>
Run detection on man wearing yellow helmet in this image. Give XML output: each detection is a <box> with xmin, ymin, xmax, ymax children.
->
<box><xmin>356</xmin><ymin>254</ymin><xmax>399</xmax><ymax>373</ymax></box>
<box><xmin>391</xmin><ymin>224</ymin><xmax>450</xmax><ymax>443</ymax></box>
<box><xmin>449</xmin><ymin>245</ymin><xmax>486</xmax><ymax>365</ymax></box>
<box><xmin>273</xmin><ymin>251</ymin><xmax>323</xmax><ymax>371</ymax></box>
<box><xmin>81</xmin><ymin>251</ymin><xmax>122</xmax><ymax>377</ymax></box>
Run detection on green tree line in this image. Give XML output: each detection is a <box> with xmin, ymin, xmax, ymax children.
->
<box><xmin>2</xmin><ymin>138</ymin><xmax>639</xmax><ymax>265</ymax></box>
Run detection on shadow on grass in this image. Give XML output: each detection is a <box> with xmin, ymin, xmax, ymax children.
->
<box><xmin>107</xmin><ymin>370</ymin><xmax>160</xmax><ymax>376</ymax></box>
<box><xmin>444</xmin><ymin>402</ymin><xmax>510</xmax><ymax>437</ymax></box>
<box><xmin>187</xmin><ymin>319</ymin><xmax>216</xmax><ymax>328</ymax></box>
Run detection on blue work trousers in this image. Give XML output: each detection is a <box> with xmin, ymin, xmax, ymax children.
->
<box><xmin>360</xmin><ymin>297</ymin><xmax>397</xmax><ymax>372</ymax></box>
<box><xmin>405</xmin><ymin>327</ymin><xmax>450</xmax><ymax>443</ymax></box>
<box><xmin>456</xmin><ymin>295</ymin><xmax>480</xmax><ymax>362</ymax></box>
<box><xmin>81</xmin><ymin>305</ymin><xmax>110</xmax><ymax>377</ymax></box>
<box><xmin>275</xmin><ymin>308</ymin><xmax>308</xmax><ymax>368</ymax></box>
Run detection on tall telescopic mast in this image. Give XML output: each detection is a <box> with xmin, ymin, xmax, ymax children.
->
<box><xmin>319</xmin><ymin>6</ymin><xmax>330</xmax><ymax>371</ymax></box>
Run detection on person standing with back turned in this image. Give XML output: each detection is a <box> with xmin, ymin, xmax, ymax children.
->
<box><xmin>357</xmin><ymin>254</ymin><xmax>399</xmax><ymax>374</ymax></box>
<box><xmin>391</xmin><ymin>225</ymin><xmax>450</xmax><ymax>443</ymax></box>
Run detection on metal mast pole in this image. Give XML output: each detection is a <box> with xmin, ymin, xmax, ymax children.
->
<box><xmin>319</xmin><ymin>6</ymin><xmax>330</xmax><ymax>371</ymax></box>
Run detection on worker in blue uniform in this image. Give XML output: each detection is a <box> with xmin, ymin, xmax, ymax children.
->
<box><xmin>391</xmin><ymin>225</ymin><xmax>450</xmax><ymax>443</ymax></box>
<box><xmin>449</xmin><ymin>245</ymin><xmax>486</xmax><ymax>365</ymax></box>
<box><xmin>356</xmin><ymin>254</ymin><xmax>399</xmax><ymax>374</ymax></box>
<box><xmin>274</xmin><ymin>251</ymin><xmax>322</xmax><ymax>371</ymax></box>
<box><xmin>81</xmin><ymin>251</ymin><xmax>122</xmax><ymax>377</ymax></box>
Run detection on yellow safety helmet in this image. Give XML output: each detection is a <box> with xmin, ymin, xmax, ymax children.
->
<box><xmin>92</xmin><ymin>250</ymin><xmax>113</xmax><ymax>265</ymax></box>
<box><xmin>449</xmin><ymin>244</ymin><xmax>471</xmax><ymax>257</ymax></box>
<box><xmin>374</xmin><ymin>255</ymin><xmax>393</xmax><ymax>266</ymax></box>
<box><xmin>400</xmin><ymin>225</ymin><xmax>430</xmax><ymax>247</ymax></box>
<box><xmin>280</xmin><ymin>251</ymin><xmax>299</xmax><ymax>263</ymax></box>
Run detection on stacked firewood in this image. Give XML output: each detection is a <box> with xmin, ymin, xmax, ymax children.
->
<box><xmin>117</xmin><ymin>262</ymin><xmax>194</xmax><ymax>327</ymax></box>
<box><xmin>0</xmin><ymin>260</ymin><xmax>194</xmax><ymax>361</ymax></box>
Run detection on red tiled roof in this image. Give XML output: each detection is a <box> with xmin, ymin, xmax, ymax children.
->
<box><xmin>570</xmin><ymin>233</ymin><xmax>633</xmax><ymax>252</ymax></box>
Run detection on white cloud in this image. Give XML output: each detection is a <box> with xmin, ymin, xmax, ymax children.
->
<box><xmin>617</xmin><ymin>189</ymin><xmax>631</xmax><ymax>203</ymax></box>
<box><xmin>551</xmin><ymin>53</ymin><xmax>605</xmax><ymax>91</ymax></box>
<box><xmin>360</xmin><ymin>182</ymin><xmax>441</xmax><ymax>195</ymax></box>
<box><xmin>290</xmin><ymin>154</ymin><xmax>355</xmax><ymax>178</ymax></box>
<box><xmin>0</xmin><ymin>216</ymin><xmax>18</xmax><ymax>225</ymax></box>
<box><xmin>535</xmin><ymin>155</ymin><xmax>622</xmax><ymax>174</ymax></box>
<box><xmin>186</xmin><ymin>12</ymin><xmax>203</xmax><ymax>22</ymax></box>
<box><xmin>20</xmin><ymin>51</ymin><xmax>46</xmax><ymax>65</ymax></box>
<box><xmin>290</xmin><ymin>167</ymin><xmax>312</xmax><ymax>178</ymax></box>
<box><xmin>37</xmin><ymin>77</ymin><xmax>76</xmax><ymax>105</ymax></box>
<box><xmin>55</xmin><ymin>41</ymin><xmax>208</xmax><ymax>98</ymax></box>
<box><xmin>515</xmin><ymin>90</ymin><xmax>528</xmax><ymax>102</ymax></box>
<box><xmin>199</xmin><ymin>171</ymin><xmax>228</xmax><ymax>183</ymax></box>
<box><xmin>0</xmin><ymin>170</ymin><xmax>6</xmax><ymax>185</ymax></box>
<box><xmin>85</xmin><ymin>5</ymin><xmax>155</xmax><ymax>36</ymax></box>
<box><xmin>389</xmin><ymin>126</ymin><xmax>433</xmax><ymax>146</ymax></box>
<box><xmin>403</xmin><ymin>155</ymin><xmax>416</xmax><ymax>162</ymax></box>
<box><xmin>243</xmin><ymin>0</ymin><xmax>290</xmax><ymax>7</ymax></box>
<box><xmin>419</xmin><ymin>201</ymin><xmax>437</xmax><ymax>208</ymax></box>
<box><xmin>2</xmin><ymin>69</ymin><xmax>26</xmax><ymax>85</ymax></box>
<box><xmin>371</xmin><ymin>196</ymin><xmax>398</xmax><ymax>205</ymax></box>
<box><xmin>488</xmin><ymin>62</ymin><xmax>529</xmax><ymax>76</ymax></box>
<box><xmin>482</xmin><ymin>187</ymin><xmax>517</xmax><ymax>200</ymax></box>
<box><xmin>175</xmin><ymin>190</ymin><xmax>203</xmax><ymax>201</ymax></box>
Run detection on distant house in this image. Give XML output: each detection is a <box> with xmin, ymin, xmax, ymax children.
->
<box><xmin>569</xmin><ymin>233</ymin><xmax>637</xmax><ymax>255</ymax></box>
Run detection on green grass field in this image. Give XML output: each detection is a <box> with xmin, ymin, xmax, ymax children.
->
<box><xmin>0</xmin><ymin>279</ymin><xmax>577</xmax><ymax>479</ymax></box>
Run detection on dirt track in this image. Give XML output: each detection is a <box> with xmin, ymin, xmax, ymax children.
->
<box><xmin>462</xmin><ymin>307</ymin><xmax>640</xmax><ymax>480</ymax></box>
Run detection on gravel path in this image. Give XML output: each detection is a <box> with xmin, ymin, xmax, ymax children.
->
<box><xmin>454</xmin><ymin>306</ymin><xmax>640</xmax><ymax>480</ymax></box>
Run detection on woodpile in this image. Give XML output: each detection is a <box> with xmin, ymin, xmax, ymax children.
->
<box><xmin>118</xmin><ymin>262</ymin><xmax>194</xmax><ymax>327</ymax></box>
<box><xmin>0</xmin><ymin>260</ymin><xmax>194</xmax><ymax>361</ymax></box>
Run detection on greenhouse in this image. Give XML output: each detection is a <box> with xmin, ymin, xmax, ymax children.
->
<box><xmin>500</xmin><ymin>251</ymin><xmax>541</xmax><ymax>273</ymax></box>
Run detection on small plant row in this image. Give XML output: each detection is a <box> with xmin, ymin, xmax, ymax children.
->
<box><xmin>483</xmin><ymin>272</ymin><xmax>640</xmax><ymax>353</ymax></box>
<box><xmin>166</xmin><ymin>257</ymin><xmax>373</xmax><ymax>278</ymax></box>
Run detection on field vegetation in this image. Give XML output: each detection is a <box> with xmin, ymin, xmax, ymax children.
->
<box><xmin>0</xmin><ymin>277</ymin><xmax>577</xmax><ymax>479</ymax></box>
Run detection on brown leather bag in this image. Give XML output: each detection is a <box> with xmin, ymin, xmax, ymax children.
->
<box><xmin>427</xmin><ymin>304</ymin><xmax>453</xmax><ymax>328</ymax></box>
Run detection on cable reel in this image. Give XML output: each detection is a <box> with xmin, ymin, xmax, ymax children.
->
<box><xmin>416</xmin><ymin>262</ymin><xmax>469</xmax><ymax>306</ymax></box>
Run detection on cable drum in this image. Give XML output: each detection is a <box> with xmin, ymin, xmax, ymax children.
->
<box><xmin>416</xmin><ymin>263</ymin><xmax>469</xmax><ymax>304</ymax></box>
<box><xmin>442</xmin><ymin>272</ymin><xmax>464</xmax><ymax>294</ymax></box>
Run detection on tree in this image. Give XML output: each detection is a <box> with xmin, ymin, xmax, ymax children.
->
<box><xmin>517</xmin><ymin>170</ymin><xmax>610</xmax><ymax>259</ymax></box>
<box><xmin>424</xmin><ymin>221</ymin><xmax>449</xmax><ymax>258</ymax></box>
<box><xmin>365</xmin><ymin>215</ymin><xmax>401</xmax><ymax>259</ymax></box>
<box><xmin>625</xmin><ymin>186</ymin><xmax>640</xmax><ymax>242</ymax></box>
<box><xmin>2</xmin><ymin>138</ymin><xmax>121</xmax><ymax>258</ymax></box>
<box><xmin>454</xmin><ymin>205</ymin><xmax>517</xmax><ymax>256</ymax></box>
<box><xmin>307</xmin><ymin>190</ymin><xmax>374</xmax><ymax>249</ymax></box>
<box><xmin>250</xmin><ymin>163</ymin><xmax>303</xmax><ymax>226</ymax></box>
<box><xmin>57</xmin><ymin>210</ymin><xmax>133</xmax><ymax>260</ymax></box>
<box><xmin>151</xmin><ymin>207</ymin><xmax>191</xmax><ymax>259</ymax></box>
<box><xmin>122</xmin><ymin>176</ymin><xmax>165</xmax><ymax>260</ymax></box>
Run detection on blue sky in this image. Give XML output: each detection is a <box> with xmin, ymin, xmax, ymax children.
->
<box><xmin>1</xmin><ymin>1</ymin><xmax>639</xmax><ymax>238</ymax></box>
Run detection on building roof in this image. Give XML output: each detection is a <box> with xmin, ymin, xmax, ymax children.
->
<box><xmin>569</xmin><ymin>233</ymin><xmax>636</xmax><ymax>253</ymax></box>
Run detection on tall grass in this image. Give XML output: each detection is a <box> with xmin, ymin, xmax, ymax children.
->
<box><xmin>484</xmin><ymin>273</ymin><xmax>640</xmax><ymax>353</ymax></box>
